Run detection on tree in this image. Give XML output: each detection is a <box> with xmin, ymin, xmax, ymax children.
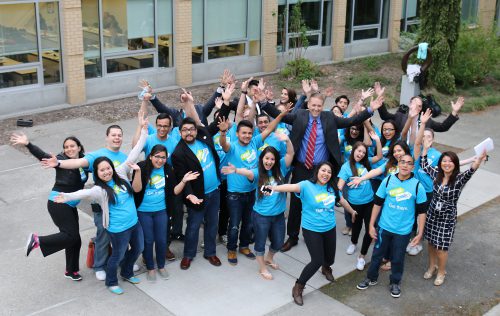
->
<box><xmin>417</xmin><ymin>0</ymin><xmax>461</xmax><ymax>94</ymax></box>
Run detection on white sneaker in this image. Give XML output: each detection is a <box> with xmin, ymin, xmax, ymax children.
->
<box><xmin>356</xmin><ymin>257</ymin><xmax>366</xmax><ymax>271</ymax></box>
<box><xmin>133</xmin><ymin>264</ymin><xmax>140</xmax><ymax>272</ymax></box>
<box><xmin>95</xmin><ymin>270</ymin><xmax>106</xmax><ymax>281</ymax></box>
<box><xmin>346</xmin><ymin>243</ymin><xmax>356</xmax><ymax>255</ymax></box>
<box><xmin>408</xmin><ymin>244</ymin><xmax>423</xmax><ymax>256</ymax></box>
<box><xmin>406</xmin><ymin>243</ymin><xmax>412</xmax><ymax>253</ymax></box>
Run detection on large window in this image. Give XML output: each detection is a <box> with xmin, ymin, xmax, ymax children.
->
<box><xmin>461</xmin><ymin>0</ymin><xmax>478</xmax><ymax>24</ymax></box>
<box><xmin>0</xmin><ymin>1</ymin><xmax>62</xmax><ymax>89</ymax></box>
<box><xmin>400</xmin><ymin>0</ymin><xmax>421</xmax><ymax>33</ymax></box>
<box><xmin>345</xmin><ymin>0</ymin><xmax>390</xmax><ymax>43</ymax></box>
<box><xmin>277</xmin><ymin>0</ymin><xmax>332</xmax><ymax>52</ymax></box>
<box><xmin>82</xmin><ymin>0</ymin><xmax>172</xmax><ymax>78</ymax></box>
<box><xmin>192</xmin><ymin>0</ymin><xmax>261</xmax><ymax>63</ymax></box>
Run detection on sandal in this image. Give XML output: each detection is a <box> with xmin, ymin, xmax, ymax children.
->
<box><xmin>380</xmin><ymin>261</ymin><xmax>391</xmax><ymax>271</ymax></box>
<box><xmin>434</xmin><ymin>273</ymin><xmax>446</xmax><ymax>286</ymax></box>
<box><xmin>423</xmin><ymin>265</ymin><xmax>438</xmax><ymax>280</ymax></box>
<box><xmin>265</xmin><ymin>261</ymin><xmax>279</xmax><ymax>270</ymax></box>
<box><xmin>260</xmin><ymin>271</ymin><xmax>273</xmax><ymax>280</ymax></box>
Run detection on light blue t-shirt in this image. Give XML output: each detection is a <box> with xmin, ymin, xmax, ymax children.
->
<box><xmin>376</xmin><ymin>174</ymin><xmax>427</xmax><ymax>235</ymax></box>
<box><xmin>188</xmin><ymin>140</ymin><xmax>220</xmax><ymax>194</ymax></box>
<box><xmin>48</xmin><ymin>166</ymin><xmax>88</xmax><ymax>207</ymax></box>
<box><xmin>252</xmin><ymin>157</ymin><xmax>290</xmax><ymax>216</ymax></box>
<box><xmin>84</xmin><ymin>148</ymin><xmax>127</xmax><ymax>172</ymax></box>
<box><xmin>275</xmin><ymin>122</ymin><xmax>290</xmax><ymax>136</ymax></box>
<box><xmin>297</xmin><ymin>180</ymin><xmax>337</xmax><ymax>233</ymax></box>
<box><xmin>139</xmin><ymin>167</ymin><xmax>166</xmax><ymax>212</ymax></box>
<box><xmin>226</xmin><ymin>136</ymin><xmax>264</xmax><ymax>192</ymax></box>
<box><xmin>106</xmin><ymin>179</ymin><xmax>138</xmax><ymax>233</ymax></box>
<box><xmin>213</xmin><ymin>124</ymin><xmax>237</xmax><ymax>180</ymax></box>
<box><xmin>414</xmin><ymin>147</ymin><xmax>441</xmax><ymax>193</ymax></box>
<box><xmin>143</xmin><ymin>131</ymin><xmax>180</xmax><ymax>165</ymax></box>
<box><xmin>338</xmin><ymin>161</ymin><xmax>374</xmax><ymax>205</ymax></box>
<box><xmin>376</xmin><ymin>160</ymin><xmax>399</xmax><ymax>177</ymax></box>
<box><xmin>342</xmin><ymin>140</ymin><xmax>354</xmax><ymax>161</ymax></box>
<box><xmin>257</xmin><ymin>132</ymin><xmax>287</xmax><ymax>158</ymax></box>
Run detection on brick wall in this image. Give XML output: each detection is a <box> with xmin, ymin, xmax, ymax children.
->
<box><xmin>174</xmin><ymin>0</ymin><xmax>193</xmax><ymax>86</ymax></box>
<box><xmin>262</xmin><ymin>0</ymin><xmax>278</xmax><ymax>72</ymax></box>
<box><xmin>332</xmin><ymin>0</ymin><xmax>347</xmax><ymax>61</ymax></box>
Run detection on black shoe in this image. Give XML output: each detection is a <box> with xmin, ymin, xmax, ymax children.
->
<box><xmin>25</xmin><ymin>233</ymin><xmax>39</xmax><ymax>257</ymax></box>
<box><xmin>390</xmin><ymin>283</ymin><xmax>401</xmax><ymax>298</ymax></box>
<box><xmin>356</xmin><ymin>278</ymin><xmax>378</xmax><ymax>290</ymax></box>
<box><xmin>280</xmin><ymin>238</ymin><xmax>298</xmax><ymax>252</ymax></box>
<box><xmin>65</xmin><ymin>271</ymin><xmax>83</xmax><ymax>281</ymax></box>
<box><xmin>171</xmin><ymin>234</ymin><xmax>185</xmax><ymax>242</ymax></box>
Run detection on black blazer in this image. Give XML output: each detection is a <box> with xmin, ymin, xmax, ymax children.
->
<box><xmin>171</xmin><ymin>126</ymin><xmax>221</xmax><ymax>210</ymax></box>
<box><xmin>260</xmin><ymin>102</ymin><xmax>372</xmax><ymax>172</ymax></box>
<box><xmin>132</xmin><ymin>160</ymin><xmax>175</xmax><ymax>214</ymax></box>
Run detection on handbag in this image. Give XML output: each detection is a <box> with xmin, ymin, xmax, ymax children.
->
<box><xmin>86</xmin><ymin>239</ymin><xmax>95</xmax><ymax>269</ymax></box>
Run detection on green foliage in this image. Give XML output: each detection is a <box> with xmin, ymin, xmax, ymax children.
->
<box><xmin>451</xmin><ymin>27</ymin><xmax>500</xmax><ymax>87</ymax></box>
<box><xmin>360</xmin><ymin>56</ymin><xmax>382</xmax><ymax>71</ymax></box>
<box><xmin>345</xmin><ymin>73</ymin><xmax>392</xmax><ymax>90</ymax></box>
<box><xmin>280</xmin><ymin>58</ymin><xmax>321</xmax><ymax>81</ymax></box>
<box><xmin>417</xmin><ymin>0</ymin><xmax>461</xmax><ymax>94</ymax></box>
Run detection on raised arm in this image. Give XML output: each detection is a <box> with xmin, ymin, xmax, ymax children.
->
<box><xmin>116</xmin><ymin>114</ymin><xmax>148</xmax><ymax>177</ymax></box>
<box><xmin>259</xmin><ymin>101</ymin><xmax>296</xmax><ymax>125</ymax></box>
<box><xmin>420</xmin><ymin>137</ymin><xmax>438</xmax><ymax>180</ymax></box>
<box><xmin>11</xmin><ymin>132</ymin><xmax>51</xmax><ymax>161</ymax></box>
<box><xmin>275</xmin><ymin>132</ymin><xmax>294</xmax><ymax>167</ymax></box>
<box><xmin>413</xmin><ymin>108</ymin><xmax>432</xmax><ymax>158</ymax></box>
<box><xmin>258</xmin><ymin>96</ymin><xmax>290</xmax><ymax>141</ymax></box>
<box><xmin>368</xmin><ymin>131</ymin><xmax>383</xmax><ymax>164</ymax></box>
<box><xmin>217</xmin><ymin>116</ymin><xmax>231</xmax><ymax>153</ymax></box>
<box><xmin>401</xmin><ymin>105</ymin><xmax>420</xmax><ymax>143</ymax></box>
<box><xmin>335</xmin><ymin>95</ymin><xmax>384</xmax><ymax>129</ymax></box>
<box><xmin>235</xmin><ymin>80</ymin><xmax>249</xmax><ymax>123</ymax></box>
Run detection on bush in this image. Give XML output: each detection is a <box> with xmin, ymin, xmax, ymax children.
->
<box><xmin>360</xmin><ymin>56</ymin><xmax>382</xmax><ymax>71</ymax></box>
<box><xmin>451</xmin><ymin>27</ymin><xmax>500</xmax><ymax>87</ymax></box>
<box><xmin>280</xmin><ymin>58</ymin><xmax>321</xmax><ymax>81</ymax></box>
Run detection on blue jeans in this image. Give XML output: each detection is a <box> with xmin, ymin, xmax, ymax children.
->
<box><xmin>105</xmin><ymin>222</ymin><xmax>144</xmax><ymax>287</ymax></box>
<box><xmin>184</xmin><ymin>188</ymin><xmax>220</xmax><ymax>259</ymax></box>
<box><xmin>227</xmin><ymin>191</ymin><xmax>255</xmax><ymax>251</ymax></box>
<box><xmin>252</xmin><ymin>211</ymin><xmax>285</xmax><ymax>256</ymax></box>
<box><xmin>138</xmin><ymin>210</ymin><xmax>167</xmax><ymax>270</ymax></box>
<box><xmin>93</xmin><ymin>207</ymin><xmax>110</xmax><ymax>271</ymax></box>
<box><xmin>367</xmin><ymin>228</ymin><xmax>411</xmax><ymax>285</ymax></box>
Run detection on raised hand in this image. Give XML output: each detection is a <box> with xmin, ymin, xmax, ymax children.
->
<box><xmin>369</xmin><ymin>130</ymin><xmax>380</xmax><ymax>141</ymax></box>
<box><xmin>361</xmin><ymin>87</ymin><xmax>374</xmax><ymax>101</ymax></box>
<box><xmin>220</xmin><ymin>69</ymin><xmax>231</xmax><ymax>86</ymax></box>
<box><xmin>214</xmin><ymin>97</ymin><xmax>223</xmax><ymax>110</ymax></box>
<box><xmin>310</xmin><ymin>79</ymin><xmax>319</xmax><ymax>92</ymax></box>
<box><xmin>127</xmin><ymin>162</ymin><xmax>140</xmax><ymax>171</ymax></box>
<box><xmin>254</xmin><ymin>88</ymin><xmax>267</xmax><ymax>103</ymax></box>
<box><xmin>217</xmin><ymin>116</ymin><xmax>229</xmax><ymax>132</ymax></box>
<box><xmin>138</xmin><ymin>79</ymin><xmax>152</xmax><ymax>93</ymax></box>
<box><xmin>41</xmin><ymin>153</ymin><xmax>58</xmax><ymax>168</ymax></box>
<box><xmin>374</xmin><ymin>81</ymin><xmax>385</xmax><ymax>97</ymax></box>
<box><xmin>180</xmin><ymin>88</ymin><xmax>194</xmax><ymax>103</ymax></box>
<box><xmin>241</xmin><ymin>77</ymin><xmax>254</xmax><ymax>92</ymax></box>
<box><xmin>301</xmin><ymin>79</ymin><xmax>311</xmax><ymax>95</ymax></box>
<box><xmin>186</xmin><ymin>194</ymin><xmax>203</xmax><ymax>205</ymax></box>
<box><xmin>258</xmin><ymin>78</ymin><xmax>266</xmax><ymax>91</ymax></box>
<box><xmin>420</xmin><ymin>108</ymin><xmax>432</xmax><ymax>124</ymax></box>
<box><xmin>451</xmin><ymin>96</ymin><xmax>464</xmax><ymax>116</ymax></box>
<box><xmin>324</xmin><ymin>86</ymin><xmax>334</xmax><ymax>97</ymax></box>
<box><xmin>182</xmin><ymin>171</ymin><xmax>200</xmax><ymax>182</ymax></box>
<box><xmin>10</xmin><ymin>132</ymin><xmax>29</xmax><ymax>146</ymax></box>
<box><xmin>222</xmin><ymin>82</ymin><xmax>236</xmax><ymax>101</ymax></box>
<box><xmin>369</xmin><ymin>95</ymin><xmax>384</xmax><ymax>111</ymax></box>
<box><xmin>265</xmin><ymin>87</ymin><xmax>274</xmax><ymax>101</ymax></box>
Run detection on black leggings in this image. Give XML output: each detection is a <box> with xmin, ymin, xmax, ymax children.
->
<box><xmin>218</xmin><ymin>180</ymin><xmax>229</xmax><ymax>236</ymax></box>
<box><xmin>350</xmin><ymin>201</ymin><xmax>373</xmax><ymax>256</ymax></box>
<box><xmin>298</xmin><ymin>227</ymin><xmax>336</xmax><ymax>285</ymax></box>
<box><xmin>38</xmin><ymin>201</ymin><xmax>81</xmax><ymax>273</ymax></box>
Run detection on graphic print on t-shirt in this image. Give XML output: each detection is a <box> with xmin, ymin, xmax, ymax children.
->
<box><xmin>240</xmin><ymin>149</ymin><xmax>257</xmax><ymax>164</ymax></box>
<box><xmin>389</xmin><ymin>186</ymin><xmax>412</xmax><ymax>202</ymax></box>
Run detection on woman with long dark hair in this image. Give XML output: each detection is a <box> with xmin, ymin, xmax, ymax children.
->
<box><xmin>50</xmin><ymin>121</ymin><xmax>148</xmax><ymax>295</ymax></box>
<box><xmin>131</xmin><ymin>144</ymin><xmax>196</xmax><ymax>281</ymax></box>
<box><xmin>222</xmin><ymin>133</ymin><xmax>293</xmax><ymax>280</ymax></box>
<box><xmin>420</xmin><ymin>125</ymin><xmax>487</xmax><ymax>286</ymax></box>
<box><xmin>270</xmin><ymin>162</ymin><xmax>356</xmax><ymax>306</ymax></box>
<box><xmin>13</xmin><ymin>133</ymin><xmax>88</xmax><ymax>281</ymax></box>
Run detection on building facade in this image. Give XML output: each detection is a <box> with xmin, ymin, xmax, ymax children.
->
<box><xmin>0</xmin><ymin>0</ymin><xmax>498</xmax><ymax>116</ymax></box>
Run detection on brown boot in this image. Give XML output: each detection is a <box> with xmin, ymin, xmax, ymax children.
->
<box><xmin>292</xmin><ymin>282</ymin><xmax>305</xmax><ymax>306</ymax></box>
<box><xmin>321</xmin><ymin>265</ymin><xmax>335</xmax><ymax>282</ymax></box>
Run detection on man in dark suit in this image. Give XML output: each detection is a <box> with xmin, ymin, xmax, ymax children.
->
<box><xmin>260</xmin><ymin>92</ymin><xmax>385</xmax><ymax>251</ymax></box>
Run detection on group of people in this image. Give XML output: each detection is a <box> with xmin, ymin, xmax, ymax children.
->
<box><xmin>14</xmin><ymin>69</ymin><xmax>487</xmax><ymax>302</ymax></box>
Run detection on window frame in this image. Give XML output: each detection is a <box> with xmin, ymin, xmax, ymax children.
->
<box><xmin>0</xmin><ymin>0</ymin><xmax>63</xmax><ymax>90</ymax></box>
<box><xmin>400</xmin><ymin>0</ymin><xmax>421</xmax><ymax>33</ymax></box>
<box><xmin>345</xmin><ymin>0</ymin><xmax>390</xmax><ymax>43</ymax></box>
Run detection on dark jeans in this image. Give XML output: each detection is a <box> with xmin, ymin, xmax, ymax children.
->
<box><xmin>288</xmin><ymin>163</ymin><xmax>314</xmax><ymax>241</ymax></box>
<box><xmin>342</xmin><ymin>184</ymin><xmax>352</xmax><ymax>228</ymax></box>
<box><xmin>105</xmin><ymin>222</ymin><xmax>144</xmax><ymax>287</ymax></box>
<box><xmin>227</xmin><ymin>191</ymin><xmax>255</xmax><ymax>251</ymax></box>
<box><xmin>252</xmin><ymin>211</ymin><xmax>285</xmax><ymax>256</ymax></box>
<box><xmin>92</xmin><ymin>204</ymin><xmax>111</xmax><ymax>272</ymax></box>
<box><xmin>138</xmin><ymin>210</ymin><xmax>167</xmax><ymax>270</ymax></box>
<box><xmin>218</xmin><ymin>180</ymin><xmax>229</xmax><ymax>236</ymax></box>
<box><xmin>38</xmin><ymin>201</ymin><xmax>81</xmax><ymax>273</ymax></box>
<box><xmin>350</xmin><ymin>201</ymin><xmax>373</xmax><ymax>256</ymax></box>
<box><xmin>367</xmin><ymin>228</ymin><xmax>411</xmax><ymax>285</ymax></box>
<box><xmin>184</xmin><ymin>188</ymin><xmax>220</xmax><ymax>259</ymax></box>
<box><xmin>169</xmin><ymin>194</ymin><xmax>184</xmax><ymax>237</ymax></box>
<box><xmin>298</xmin><ymin>227</ymin><xmax>337</xmax><ymax>285</ymax></box>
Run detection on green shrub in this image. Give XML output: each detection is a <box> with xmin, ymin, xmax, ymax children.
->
<box><xmin>451</xmin><ymin>27</ymin><xmax>500</xmax><ymax>87</ymax></box>
<box><xmin>360</xmin><ymin>56</ymin><xmax>381</xmax><ymax>71</ymax></box>
<box><xmin>280</xmin><ymin>58</ymin><xmax>321</xmax><ymax>81</ymax></box>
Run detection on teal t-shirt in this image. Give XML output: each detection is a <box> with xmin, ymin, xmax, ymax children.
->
<box><xmin>275</xmin><ymin>122</ymin><xmax>290</xmax><ymax>136</ymax></box>
<box><xmin>252</xmin><ymin>157</ymin><xmax>289</xmax><ymax>216</ymax></box>
<box><xmin>143</xmin><ymin>131</ymin><xmax>180</xmax><ymax>165</ymax></box>
<box><xmin>414</xmin><ymin>147</ymin><xmax>441</xmax><ymax>193</ymax></box>
<box><xmin>138</xmin><ymin>167</ymin><xmax>166</xmax><ymax>212</ymax></box>
<box><xmin>213</xmin><ymin>125</ymin><xmax>237</xmax><ymax>180</ymax></box>
<box><xmin>106</xmin><ymin>179</ymin><xmax>138</xmax><ymax>233</ymax></box>
<box><xmin>338</xmin><ymin>161</ymin><xmax>374</xmax><ymax>205</ymax></box>
<box><xmin>226</xmin><ymin>136</ymin><xmax>264</xmax><ymax>192</ymax></box>
<box><xmin>84</xmin><ymin>148</ymin><xmax>127</xmax><ymax>172</ymax></box>
<box><xmin>297</xmin><ymin>180</ymin><xmax>337</xmax><ymax>233</ymax></box>
<box><xmin>48</xmin><ymin>165</ymin><xmax>88</xmax><ymax>207</ymax></box>
<box><xmin>376</xmin><ymin>174</ymin><xmax>427</xmax><ymax>235</ymax></box>
<box><xmin>188</xmin><ymin>140</ymin><xmax>220</xmax><ymax>194</ymax></box>
<box><xmin>257</xmin><ymin>132</ymin><xmax>287</xmax><ymax>158</ymax></box>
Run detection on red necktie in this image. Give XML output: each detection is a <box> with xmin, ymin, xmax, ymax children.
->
<box><xmin>304</xmin><ymin>119</ymin><xmax>317</xmax><ymax>169</ymax></box>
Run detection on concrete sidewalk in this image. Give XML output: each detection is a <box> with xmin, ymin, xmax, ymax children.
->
<box><xmin>1</xmin><ymin>106</ymin><xmax>499</xmax><ymax>315</ymax></box>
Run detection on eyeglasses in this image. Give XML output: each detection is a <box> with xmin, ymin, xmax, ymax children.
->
<box><xmin>153</xmin><ymin>155</ymin><xmax>167</xmax><ymax>160</ymax></box>
<box><xmin>181</xmin><ymin>127</ymin><xmax>197</xmax><ymax>133</ymax></box>
<box><xmin>383</xmin><ymin>128</ymin><xmax>395</xmax><ymax>132</ymax></box>
<box><xmin>398</xmin><ymin>160</ymin><xmax>414</xmax><ymax>166</ymax></box>
<box><xmin>157</xmin><ymin>124</ymin><xmax>171</xmax><ymax>129</ymax></box>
